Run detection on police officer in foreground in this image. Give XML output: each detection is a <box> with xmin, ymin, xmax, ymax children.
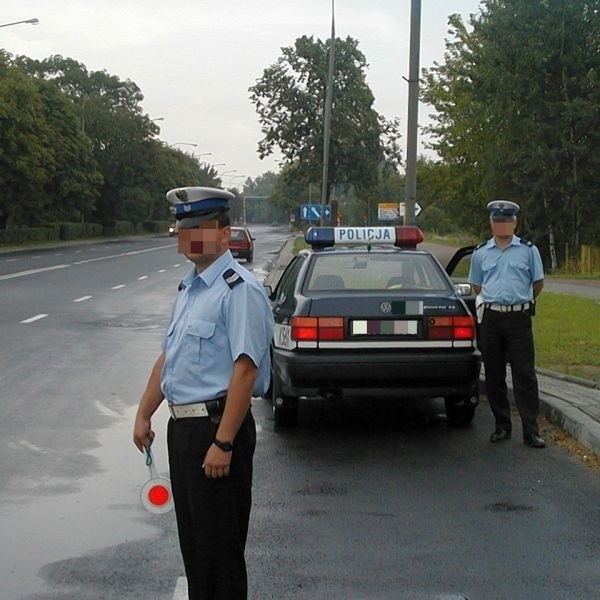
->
<box><xmin>133</xmin><ymin>187</ymin><xmax>274</xmax><ymax>599</ymax></box>
<box><xmin>468</xmin><ymin>200</ymin><xmax>546</xmax><ymax>448</ymax></box>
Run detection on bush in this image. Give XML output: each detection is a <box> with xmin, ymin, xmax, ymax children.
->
<box><xmin>56</xmin><ymin>222</ymin><xmax>103</xmax><ymax>240</ymax></box>
<box><xmin>0</xmin><ymin>226</ymin><xmax>60</xmax><ymax>245</ymax></box>
<box><xmin>142</xmin><ymin>220</ymin><xmax>172</xmax><ymax>233</ymax></box>
<box><xmin>103</xmin><ymin>221</ymin><xmax>136</xmax><ymax>237</ymax></box>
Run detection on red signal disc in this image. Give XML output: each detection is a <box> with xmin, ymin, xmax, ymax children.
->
<box><xmin>148</xmin><ymin>484</ymin><xmax>170</xmax><ymax>506</ymax></box>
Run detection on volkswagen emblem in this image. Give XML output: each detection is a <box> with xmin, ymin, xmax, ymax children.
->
<box><xmin>379</xmin><ymin>301</ymin><xmax>392</xmax><ymax>314</ymax></box>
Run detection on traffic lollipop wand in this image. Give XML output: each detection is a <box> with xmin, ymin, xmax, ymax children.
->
<box><xmin>140</xmin><ymin>445</ymin><xmax>174</xmax><ymax>514</ymax></box>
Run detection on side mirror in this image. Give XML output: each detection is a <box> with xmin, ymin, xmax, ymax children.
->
<box><xmin>455</xmin><ymin>283</ymin><xmax>472</xmax><ymax>297</ymax></box>
<box><xmin>263</xmin><ymin>283</ymin><xmax>274</xmax><ymax>300</ymax></box>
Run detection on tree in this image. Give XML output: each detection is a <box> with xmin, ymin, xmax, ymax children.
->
<box><xmin>422</xmin><ymin>1</ymin><xmax>600</xmax><ymax>267</ymax></box>
<box><xmin>0</xmin><ymin>53</ymin><xmax>100</xmax><ymax>228</ymax></box>
<box><xmin>250</xmin><ymin>35</ymin><xmax>402</xmax><ymax>205</ymax></box>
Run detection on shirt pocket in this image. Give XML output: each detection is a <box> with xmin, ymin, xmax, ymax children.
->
<box><xmin>184</xmin><ymin>319</ymin><xmax>217</xmax><ymax>364</ymax></box>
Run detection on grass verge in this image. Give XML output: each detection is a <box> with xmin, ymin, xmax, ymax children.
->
<box><xmin>534</xmin><ymin>292</ymin><xmax>600</xmax><ymax>383</ymax></box>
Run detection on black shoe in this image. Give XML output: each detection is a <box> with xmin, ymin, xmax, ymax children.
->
<box><xmin>490</xmin><ymin>429</ymin><xmax>511</xmax><ymax>443</ymax></box>
<box><xmin>524</xmin><ymin>434</ymin><xmax>546</xmax><ymax>448</ymax></box>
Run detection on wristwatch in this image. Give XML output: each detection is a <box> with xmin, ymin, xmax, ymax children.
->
<box><xmin>213</xmin><ymin>438</ymin><xmax>234</xmax><ymax>452</ymax></box>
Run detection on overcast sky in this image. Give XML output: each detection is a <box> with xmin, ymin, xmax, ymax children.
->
<box><xmin>3</xmin><ymin>1</ymin><xmax>483</xmax><ymax>181</ymax></box>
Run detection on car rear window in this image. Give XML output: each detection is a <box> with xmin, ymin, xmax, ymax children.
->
<box><xmin>305</xmin><ymin>252</ymin><xmax>450</xmax><ymax>292</ymax></box>
<box><xmin>230</xmin><ymin>229</ymin><xmax>247</xmax><ymax>241</ymax></box>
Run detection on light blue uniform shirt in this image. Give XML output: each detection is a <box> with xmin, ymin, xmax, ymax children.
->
<box><xmin>468</xmin><ymin>236</ymin><xmax>544</xmax><ymax>305</ymax></box>
<box><xmin>160</xmin><ymin>251</ymin><xmax>274</xmax><ymax>405</ymax></box>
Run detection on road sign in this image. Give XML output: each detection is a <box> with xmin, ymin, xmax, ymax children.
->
<box><xmin>301</xmin><ymin>204</ymin><xmax>332</xmax><ymax>220</ymax></box>
<box><xmin>378</xmin><ymin>202</ymin><xmax>422</xmax><ymax>220</ymax></box>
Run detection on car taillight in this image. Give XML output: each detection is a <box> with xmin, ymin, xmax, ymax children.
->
<box><xmin>427</xmin><ymin>316</ymin><xmax>475</xmax><ymax>340</ymax></box>
<box><xmin>291</xmin><ymin>317</ymin><xmax>344</xmax><ymax>341</ymax></box>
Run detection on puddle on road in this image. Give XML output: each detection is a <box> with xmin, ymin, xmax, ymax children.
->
<box><xmin>0</xmin><ymin>401</ymin><xmax>172</xmax><ymax>598</ymax></box>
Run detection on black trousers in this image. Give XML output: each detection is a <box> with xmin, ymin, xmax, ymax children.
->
<box><xmin>480</xmin><ymin>309</ymin><xmax>540</xmax><ymax>436</ymax></box>
<box><xmin>167</xmin><ymin>410</ymin><xmax>256</xmax><ymax>600</ymax></box>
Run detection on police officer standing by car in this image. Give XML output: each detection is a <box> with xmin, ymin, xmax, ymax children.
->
<box><xmin>468</xmin><ymin>200</ymin><xmax>546</xmax><ymax>448</ymax></box>
<box><xmin>133</xmin><ymin>187</ymin><xmax>274</xmax><ymax>599</ymax></box>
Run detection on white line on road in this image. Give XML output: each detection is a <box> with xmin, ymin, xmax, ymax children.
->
<box><xmin>5</xmin><ymin>258</ymin><xmax>17</xmax><ymax>262</ymax></box>
<box><xmin>32</xmin><ymin>255</ymin><xmax>41</xmax><ymax>259</ymax></box>
<box><xmin>0</xmin><ymin>244</ymin><xmax>174</xmax><ymax>282</ymax></box>
<box><xmin>112</xmin><ymin>285</ymin><xmax>126</xmax><ymax>290</ymax></box>
<box><xmin>20</xmin><ymin>314</ymin><xmax>48</xmax><ymax>324</ymax></box>
<box><xmin>73</xmin><ymin>296</ymin><xmax>92</xmax><ymax>302</ymax></box>
<box><xmin>138</xmin><ymin>275</ymin><xmax>148</xmax><ymax>280</ymax></box>
<box><xmin>173</xmin><ymin>264</ymin><xmax>181</xmax><ymax>267</ymax></box>
<box><xmin>0</xmin><ymin>264</ymin><xmax>70</xmax><ymax>281</ymax></box>
<box><xmin>158</xmin><ymin>269</ymin><xmax>166</xmax><ymax>273</ymax></box>
<box><xmin>173</xmin><ymin>577</ymin><xmax>187</xmax><ymax>600</ymax></box>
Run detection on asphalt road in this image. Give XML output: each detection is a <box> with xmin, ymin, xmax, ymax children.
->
<box><xmin>1</xmin><ymin>226</ymin><xmax>599</xmax><ymax>599</ymax></box>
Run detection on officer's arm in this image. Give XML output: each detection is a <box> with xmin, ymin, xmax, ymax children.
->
<box><xmin>133</xmin><ymin>352</ymin><xmax>166</xmax><ymax>452</ymax></box>
<box><xmin>533</xmin><ymin>279</ymin><xmax>544</xmax><ymax>298</ymax></box>
<box><xmin>217</xmin><ymin>355</ymin><xmax>258</xmax><ymax>443</ymax></box>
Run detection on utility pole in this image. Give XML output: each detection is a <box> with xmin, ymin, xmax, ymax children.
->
<box><xmin>320</xmin><ymin>0</ymin><xmax>336</xmax><ymax>226</ymax></box>
<box><xmin>403</xmin><ymin>0</ymin><xmax>421</xmax><ymax>226</ymax></box>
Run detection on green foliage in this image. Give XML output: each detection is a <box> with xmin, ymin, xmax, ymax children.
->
<box><xmin>422</xmin><ymin>1</ymin><xmax>600</xmax><ymax>267</ymax></box>
<box><xmin>249</xmin><ymin>35</ymin><xmax>402</xmax><ymax>200</ymax></box>
<box><xmin>0</xmin><ymin>226</ymin><xmax>60</xmax><ymax>245</ymax></box>
<box><xmin>102</xmin><ymin>221</ymin><xmax>136</xmax><ymax>237</ymax></box>
<box><xmin>142</xmin><ymin>220</ymin><xmax>172</xmax><ymax>233</ymax></box>
<box><xmin>56</xmin><ymin>222</ymin><xmax>103</xmax><ymax>240</ymax></box>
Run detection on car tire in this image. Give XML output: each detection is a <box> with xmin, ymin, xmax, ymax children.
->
<box><xmin>444</xmin><ymin>396</ymin><xmax>476</xmax><ymax>427</ymax></box>
<box><xmin>272</xmin><ymin>369</ymin><xmax>298</xmax><ymax>427</ymax></box>
<box><xmin>246</xmin><ymin>253</ymin><xmax>253</xmax><ymax>264</ymax></box>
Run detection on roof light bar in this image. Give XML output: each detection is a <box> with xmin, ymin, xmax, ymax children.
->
<box><xmin>305</xmin><ymin>226</ymin><xmax>424</xmax><ymax>249</ymax></box>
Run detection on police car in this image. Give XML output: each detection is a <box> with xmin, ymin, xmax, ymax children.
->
<box><xmin>265</xmin><ymin>226</ymin><xmax>481</xmax><ymax>426</ymax></box>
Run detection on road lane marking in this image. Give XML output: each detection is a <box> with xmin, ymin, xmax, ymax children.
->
<box><xmin>0</xmin><ymin>244</ymin><xmax>175</xmax><ymax>281</ymax></box>
<box><xmin>20</xmin><ymin>314</ymin><xmax>48</xmax><ymax>324</ymax></box>
<box><xmin>112</xmin><ymin>285</ymin><xmax>126</xmax><ymax>290</ymax></box>
<box><xmin>158</xmin><ymin>269</ymin><xmax>166</xmax><ymax>273</ymax></box>
<box><xmin>73</xmin><ymin>296</ymin><xmax>92</xmax><ymax>302</ymax></box>
<box><xmin>5</xmin><ymin>258</ymin><xmax>17</xmax><ymax>262</ymax></box>
<box><xmin>72</xmin><ymin>244</ymin><xmax>174</xmax><ymax>265</ymax></box>
<box><xmin>173</xmin><ymin>264</ymin><xmax>181</xmax><ymax>267</ymax></box>
<box><xmin>173</xmin><ymin>577</ymin><xmax>187</xmax><ymax>599</ymax></box>
<box><xmin>0</xmin><ymin>264</ymin><xmax>70</xmax><ymax>281</ymax></box>
<box><xmin>138</xmin><ymin>276</ymin><xmax>148</xmax><ymax>280</ymax></box>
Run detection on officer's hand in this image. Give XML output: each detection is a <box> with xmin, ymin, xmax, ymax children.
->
<box><xmin>203</xmin><ymin>445</ymin><xmax>232</xmax><ymax>479</ymax></box>
<box><xmin>133</xmin><ymin>416</ymin><xmax>155</xmax><ymax>453</ymax></box>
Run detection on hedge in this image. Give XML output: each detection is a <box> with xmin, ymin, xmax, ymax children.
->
<box><xmin>142</xmin><ymin>220</ymin><xmax>172</xmax><ymax>233</ymax></box>
<box><xmin>56</xmin><ymin>222</ymin><xmax>104</xmax><ymax>240</ymax></box>
<box><xmin>102</xmin><ymin>220</ymin><xmax>137</xmax><ymax>237</ymax></box>
<box><xmin>0</xmin><ymin>226</ymin><xmax>60</xmax><ymax>245</ymax></box>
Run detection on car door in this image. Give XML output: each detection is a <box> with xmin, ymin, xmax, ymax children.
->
<box><xmin>445</xmin><ymin>245</ymin><xmax>476</xmax><ymax>316</ymax></box>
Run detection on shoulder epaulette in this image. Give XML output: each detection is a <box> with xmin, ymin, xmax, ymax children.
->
<box><xmin>223</xmin><ymin>268</ymin><xmax>244</xmax><ymax>289</ymax></box>
<box><xmin>177</xmin><ymin>281</ymin><xmax>184</xmax><ymax>292</ymax></box>
<box><xmin>519</xmin><ymin>238</ymin><xmax>533</xmax><ymax>247</ymax></box>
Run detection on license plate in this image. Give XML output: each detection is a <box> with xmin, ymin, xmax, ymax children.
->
<box><xmin>351</xmin><ymin>319</ymin><xmax>418</xmax><ymax>336</ymax></box>
<box><xmin>231</xmin><ymin>251</ymin><xmax>240</xmax><ymax>257</ymax></box>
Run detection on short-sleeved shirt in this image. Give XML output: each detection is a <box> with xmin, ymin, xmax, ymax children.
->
<box><xmin>468</xmin><ymin>236</ymin><xmax>544</xmax><ymax>305</ymax></box>
<box><xmin>160</xmin><ymin>250</ymin><xmax>274</xmax><ymax>405</ymax></box>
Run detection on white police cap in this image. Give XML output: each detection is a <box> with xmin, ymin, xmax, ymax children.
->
<box><xmin>487</xmin><ymin>200</ymin><xmax>520</xmax><ymax>219</ymax></box>
<box><xmin>166</xmin><ymin>186</ymin><xmax>234</xmax><ymax>228</ymax></box>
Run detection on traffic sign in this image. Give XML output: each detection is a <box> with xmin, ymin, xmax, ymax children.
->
<box><xmin>300</xmin><ymin>204</ymin><xmax>332</xmax><ymax>220</ymax></box>
<box><xmin>141</xmin><ymin>447</ymin><xmax>173</xmax><ymax>514</ymax></box>
<box><xmin>378</xmin><ymin>202</ymin><xmax>422</xmax><ymax>220</ymax></box>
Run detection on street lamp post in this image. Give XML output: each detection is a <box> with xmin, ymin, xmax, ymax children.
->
<box><xmin>0</xmin><ymin>18</ymin><xmax>39</xmax><ymax>28</ymax></box>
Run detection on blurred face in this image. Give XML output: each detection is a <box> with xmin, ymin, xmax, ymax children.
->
<box><xmin>490</xmin><ymin>217</ymin><xmax>517</xmax><ymax>238</ymax></box>
<box><xmin>177</xmin><ymin>220</ymin><xmax>230</xmax><ymax>267</ymax></box>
